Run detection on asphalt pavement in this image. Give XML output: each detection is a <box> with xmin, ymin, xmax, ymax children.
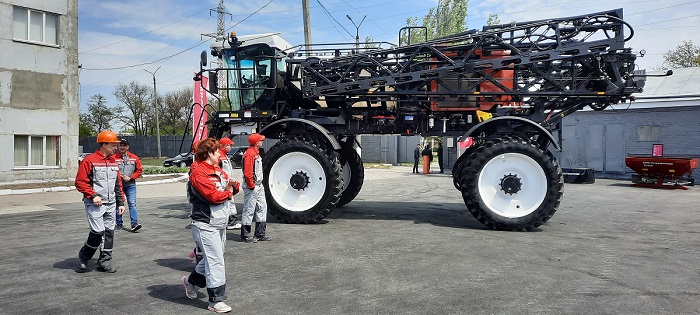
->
<box><xmin>0</xmin><ymin>166</ymin><xmax>698</xmax><ymax>314</ymax></box>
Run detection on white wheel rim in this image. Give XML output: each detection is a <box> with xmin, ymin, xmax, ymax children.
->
<box><xmin>268</xmin><ymin>151</ymin><xmax>327</xmax><ymax>212</ymax></box>
<box><xmin>477</xmin><ymin>153</ymin><xmax>547</xmax><ymax>218</ymax></box>
<box><xmin>341</xmin><ymin>163</ymin><xmax>350</xmax><ymax>192</ymax></box>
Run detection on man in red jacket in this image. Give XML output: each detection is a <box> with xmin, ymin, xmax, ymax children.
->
<box><xmin>74</xmin><ymin>130</ymin><xmax>125</xmax><ymax>273</ymax></box>
<box><xmin>240</xmin><ymin>133</ymin><xmax>270</xmax><ymax>243</ymax></box>
<box><xmin>115</xmin><ymin>139</ymin><xmax>143</xmax><ymax>232</ymax></box>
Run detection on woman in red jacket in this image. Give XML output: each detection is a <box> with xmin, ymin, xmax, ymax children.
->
<box><xmin>181</xmin><ymin>138</ymin><xmax>240</xmax><ymax>313</ymax></box>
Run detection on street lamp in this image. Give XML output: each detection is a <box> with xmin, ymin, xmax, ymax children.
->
<box><xmin>144</xmin><ymin>66</ymin><xmax>162</xmax><ymax>158</ymax></box>
<box><xmin>346</xmin><ymin>14</ymin><xmax>366</xmax><ymax>51</ymax></box>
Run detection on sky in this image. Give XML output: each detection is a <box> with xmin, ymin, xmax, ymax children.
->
<box><xmin>77</xmin><ymin>0</ymin><xmax>700</xmax><ymax>115</ymax></box>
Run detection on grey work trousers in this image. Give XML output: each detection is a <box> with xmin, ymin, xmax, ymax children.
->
<box><xmin>190</xmin><ymin>220</ymin><xmax>227</xmax><ymax>302</ymax></box>
<box><xmin>241</xmin><ymin>186</ymin><xmax>267</xmax><ymax>225</ymax></box>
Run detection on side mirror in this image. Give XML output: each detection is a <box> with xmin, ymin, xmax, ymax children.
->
<box><xmin>208</xmin><ymin>71</ymin><xmax>219</xmax><ymax>94</ymax></box>
<box><xmin>200</xmin><ymin>50</ymin><xmax>208</xmax><ymax>68</ymax></box>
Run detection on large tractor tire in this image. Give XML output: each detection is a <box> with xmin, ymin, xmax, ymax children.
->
<box><xmin>458</xmin><ymin>136</ymin><xmax>563</xmax><ymax>231</ymax></box>
<box><xmin>263</xmin><ymin>138</ymin><xmax>343</xmax><ymax>223</ymax></box>
<box><xmin>336</xmin><ymin>149</ymin><xmax>364</xmax><ymax>207</ymax></box>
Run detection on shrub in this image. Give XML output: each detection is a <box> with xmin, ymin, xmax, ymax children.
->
<box><xmin>143</xmin><ymin>166</ymin><xmax>188</xmax><ymax>174</ymax></box>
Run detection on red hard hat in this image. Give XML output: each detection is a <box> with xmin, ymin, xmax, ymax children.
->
<box><xmin>248</xmin><ymin>133</ymin><xmax>265</xmax><ymax>145</ymax></box>
<box><xmin>96</xmin><ymin>130</ymin><xmax>120</xmax><ymax>143</ymax></box>
<box><xmin>219</xmin><ymin>137</ymin><xmax>234</xmax><ymax>146</ymax></box>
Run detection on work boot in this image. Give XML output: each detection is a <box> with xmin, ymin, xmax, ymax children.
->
<box><xmin>255</xmin><ymin>236</ymin><xmax>272</xmax><ymax>241</ymax></box>
<box><xmin>241</xmin><ymin>224</ymin><xmax>253</xmax><ymax>241</ymax></box>
<box><xmin>242</xmin><ymin>236</ymin><xmax>257</xmax><ymax>243</ymax></box>
<box><xmin>77</xmin><ymin>259</ymin><xmax>88</xmax><ymax>272</ymax></box>
<box><xmin>96</xmin><ymin>265</ymin><xmax>117</xmax><ymax>273</ymax></box>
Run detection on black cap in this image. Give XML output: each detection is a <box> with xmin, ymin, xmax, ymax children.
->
<box><xmin>119</xmin><ymin>139</ymin><xmax>129</xmax><ymax>145</ymax></box>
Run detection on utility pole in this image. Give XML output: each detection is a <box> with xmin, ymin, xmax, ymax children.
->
<box><xmin>346</xmin><ymin>15</ymin><xmax>366</xmax><ymax>51</ymax></box>
<box><xmin>144</xmin><ymin>66</ymin><xmax>161</xmax><ymax>158</ymax></box>
<box><xmin>202</xmin><ymin>0</ymin><xmax>231</xmax><ymax>103</ymax></box>
<box><xmin>302</xmin><ymin>0</ymin><xmax>312</xmax><ymax>53</ymax></box>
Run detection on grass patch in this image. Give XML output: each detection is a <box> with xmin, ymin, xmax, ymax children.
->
<box><xmin>141</xmin><ymin>157</ymin><xmax>166</xmax><ymax>167</ymax></box>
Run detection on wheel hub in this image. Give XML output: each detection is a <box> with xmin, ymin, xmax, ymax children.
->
<box><xmin>290</xmin><ymin>171</ymin><xmax>310</xmax><ymax>191</ymax></box>
<box><xmin>500</xmin><ymin>173</ymin><xmax>522</xmax><ymax>195</ymax></box>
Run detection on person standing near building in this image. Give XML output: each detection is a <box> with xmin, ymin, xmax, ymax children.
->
<box><xmin>413</xmin><ymin>143</ymin><xmax>421</xmax><ymax>173</ymax></box>
<box><xmin>115</xmin><ymin>139</ymin><xmax>143</xmax><ymax>232</ymax></box>
<box><xmin>74</xmin><ymin>130</ymin><xmax>125</xmax><ymax>273</ymax></box>
<box><xmin>181</xmin><ymin>138</ymin><xmax>239</xmax><ymax>313</ymax></box>
<box><xmin>437</xmin><ymin>141</ymin><xmax>444</xmax><ymax>173</ymax></box>
<box><xmin>241</xmin><ymin>133</ymin><xmax>271</xmax><ymax>243</ymax></box>
<box><xmin>219</xmin><ymin>137</ymin><xmax>241</xmax><ymax>230</ymax></box>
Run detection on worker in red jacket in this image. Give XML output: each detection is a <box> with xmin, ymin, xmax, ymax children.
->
<box><xmin>181</xmin><ymin>138</ymin><xmax>240</xmax><ymax>313</ymax></box>
<box><xmin>74</xmin><ymin>130</ymin><xmax>125</xmax><ymax>273</ymax></box>
<box><xmin>240</xmin><ymin>133</ymin><xmax>271</xmax><ymax>243</ymax></box>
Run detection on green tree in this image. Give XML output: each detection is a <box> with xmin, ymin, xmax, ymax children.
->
<box><xmin>80</xmin><ymin>94</ymin><xmax>120</xmax><ymax>135</ymax></box>
<box><xmin>160</xmin><ymin>86</ymin><xmax>193</xmax><ymax>135</ymax></box>
<box><xmin>662</xmin><ymin>40</ymin><xmax>700</xmax><ymax>68</ymax></box>
<box><xmin>486</xmin><ymin>13</ymin><xmax>500</xmax><ymax>26</ymax></box>
<box><xmin>114</xmin><ymin>81</ymin><xmax>152</xmax><ymax>135</ymax></box>
<box><xmin>401</xmin><ymin>0</ymin><xmax>469</xmax><ymax>45</ymax></box>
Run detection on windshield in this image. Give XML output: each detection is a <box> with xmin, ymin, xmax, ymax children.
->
<box><xmin>221</xmin><ymin>44</ymin><xmax>283</xmax><ymax>110</ymax></box>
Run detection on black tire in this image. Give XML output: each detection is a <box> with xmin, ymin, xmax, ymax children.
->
<box><xmin>452</xmin><ymin>145</ymin><xmax>478</xmax><ymax>190</ymax></box>
<box><xmin>263</xmin><ymin>138</ymin><xmax>343</xmax><ymax>223</ymax></box>
<box><xmin>459</xmin><ymin>136</ymin><xmax>563</xmax><ymax>231</ymax></box>
<box><xmin>336</xmin><ymin>149</ymin><xmax>364</xmax><ymax>207</ymax></box>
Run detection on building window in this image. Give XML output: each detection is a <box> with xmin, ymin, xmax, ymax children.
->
<box><xmin>638</xmin><ymin>126</ymin><xmax>660</xmax><ymax>142</ymax></box>
<box><xmin>12</xmin><ymin>6</ymin><xmax>59</xmax><ymax>46</ymax></box>
<box><xmin>14</xmin><ymin>135</ymin><xmax>60</xmax><ymax>168</ymax></box>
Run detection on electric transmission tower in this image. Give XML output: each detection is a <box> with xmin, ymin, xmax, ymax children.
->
<box><xmin>202</xmin><ymin>0</ymin><xmax>231</xmax><ymax>103</ymax></box>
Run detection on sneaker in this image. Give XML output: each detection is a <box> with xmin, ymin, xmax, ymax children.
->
<box><xmin>207</xmin><ymin>301</ymin><xmax>232</xmax><ymax>313</ymax></box>
<box><xmin>115</xmin><ymin>224</ymin><xmax>123</xmax><ymax>231</ymax></box>
<box><xmin>242</xmin><ymin>236</ymin><xmax>257</xmax><ymax>243</ymax></box>
<box><xmin>226</xmin><ymin>223</ymin><xmax>242</xmax><ymax>230</ymax></box>
<box><xmin>181</xmin><ymin>276</ymin><xmax>198</xmax><ymax>299</ymax></box>
<box><xmin>96</xmin><ymin>265</ymin><xmax>117</xmax><ymax>273</ymax></box>
<box><xmin>131</xmin><ymin>224</ymin><xmax>142</xmax><ymax>232</ymax></box>
<box><xmin>255</xmin><ymin>236</ymin><xmax>272</xmax><ymax>241</ymax></box>
<box><xmin>77</xmin><ymin>259</ymin><xmax>88</xmax><ymax>272</ymax></box>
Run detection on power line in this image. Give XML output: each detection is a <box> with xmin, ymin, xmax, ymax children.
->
<box><xmin>316</xmin><ymin>0</ymin><xmax>353</xmax><ymax>38</ymax></box>
<box><xmin>79</xmin><ymin>7</ymin><xmax>212</xmax><ymax>54</ymax></box>
<box><xmin>317</xmin><ymin>0</ymin><xmax>352</xmax><ymax>39</ymax></box>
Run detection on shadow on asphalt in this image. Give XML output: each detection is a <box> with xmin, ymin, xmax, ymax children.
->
<box><xmin>147</xmin><ymin>284</ymin><xmax>209</xmax><ymax>309</ymax></box>
<box><xmin>330</xmin><ymin>201</ymin><xmax>489</xmax><ymax>230</ymax></box>
<box><xmin>154</xmin><ymin>258</ymin><xmax>194</xmax><ymax>272</ymax></box>
<box><xmin>53</xmin><ymin>257</ymin><xmax>94</xmax><ymax>273</ymax></box>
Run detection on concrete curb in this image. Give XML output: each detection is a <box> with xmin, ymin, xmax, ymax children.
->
<box><xmin>0</xmin><ymin>174</ymin><xmax>188</xmax><ymax>196</ymax></box>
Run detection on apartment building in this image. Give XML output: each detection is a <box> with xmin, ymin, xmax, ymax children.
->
<box><xmin>0</xmin><ymin>0</ymin><xmax>79</xmax><ymax>182</ymax></box>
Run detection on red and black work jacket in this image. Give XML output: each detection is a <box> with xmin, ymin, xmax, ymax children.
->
<box><xmin>75</xmin><ymin>150</ymin><xmax>124</xmax><ymax>206</ymax></box>
<box><xmin>188</xmin><ymin>160</ymin><xmax>240</xmax><ymax>228</ymax></box>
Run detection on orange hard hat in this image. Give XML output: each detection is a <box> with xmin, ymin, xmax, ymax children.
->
<box><xmin>248</xmin><ymin>133</ymin><xmax>265</xmax><ymax>145</ymax></box>
<box><xmin>96</xmin><ymin>130</ymin><xmax>120</xmax><ymax>143</ymax></box>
